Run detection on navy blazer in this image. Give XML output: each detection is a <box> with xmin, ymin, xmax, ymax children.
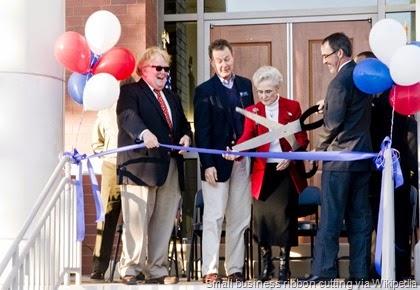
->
<box><xmin>317</xmin><ymin>61</ymin><xmax>372</xmax><ymax>171</ymax></box>
<box><xmin>116</xmin><ymin>78</ymin><xmax>192</xmax><ymax>187</ymax></box>
<box><xmin>194</xmin><ymin>74</ymin><xmax>254</xmax><ymax>182</ymax></box>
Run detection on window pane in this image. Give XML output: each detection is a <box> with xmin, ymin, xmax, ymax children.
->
<box><xmin>205</xmin><ymin>0</ymin><xmax>376</xmax><ymax>13</ymax></box>
<box><xmin>386</xmin><ymin>12</ymin><xmax>416</xmax><ymax>42</ymax></box>
<box><xmin>386</xmin><ymin>0</ymin><xmax>415</xmax><ymax>4</ymax></box>
<box><xmin>164</xmin><ymin>0</ymin><xmax>197</xmax><ymax>14</ymax></box>
<box><xmin>164</xmin><ymin>22</ymin><xmax>197</xmax><ymax>122</ymax></box>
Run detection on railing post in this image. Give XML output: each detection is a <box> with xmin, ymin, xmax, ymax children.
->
<box><xmin>63</xmin><ymin>159</ymin><xmax>72</xmax><ymax>286</ymax></box>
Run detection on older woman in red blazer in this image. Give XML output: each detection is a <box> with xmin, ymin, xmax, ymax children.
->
<box><xmin>229</xmin><ymin>66</ymin><xmax>309</xmax><ymax>281</ymax></box>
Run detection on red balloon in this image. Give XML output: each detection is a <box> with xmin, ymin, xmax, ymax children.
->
<box><xmin>389</xmin><ymin>83</ymin><xmax>420</xmax><ymax>115</ymax></box>
<box><xmin>93</xmin><ymin>47</ymin><xmax>136</xmax><ymax>80</ymax></box>
<box><xmin>54</xmin><ymin>31</ymin><xmax>91</xmax><ymax>73</ymax></box>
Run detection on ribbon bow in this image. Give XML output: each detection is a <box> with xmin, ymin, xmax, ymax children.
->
<box><xmin>374</xmin><ymin>136</ymin><xmax>404</xmax><ymax>188</ymax></box>
<box><xmin>64</xmin><ymin>149</ymin><xmax>105</xmax><ymax>241</ymax></box>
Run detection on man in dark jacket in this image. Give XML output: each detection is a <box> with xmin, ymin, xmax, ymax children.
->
<box><xmin>306</xmin><ymin>33</ymin><xmax>373</xmax><ymax>282</ymax></box>
<box><xmin>116</xmin><ymin>47</ymin><xmax>192</xmax><ymax>285</ymax></box>
<box><xmin>194</xmin><ymin>39</ymin><xmax>254</xmax><ymax>283</ymax></box>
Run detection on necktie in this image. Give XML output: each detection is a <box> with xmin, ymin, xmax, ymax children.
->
<box><xmin>154</xmin><ymin>89</ymin><xmax>173</xmax><ymax>129</ymax></box>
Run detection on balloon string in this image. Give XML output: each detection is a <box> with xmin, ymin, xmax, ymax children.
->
<box><xmin>389</xmin><ymin>92</ymin><xmax>395</xmax><ymax>146</ymax></box>
<box><xmin>74</xmin><ymin>110</ymin><xmax>85</xmax><ymax>149</ymax></box>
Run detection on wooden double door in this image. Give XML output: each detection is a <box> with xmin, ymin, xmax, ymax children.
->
<box><xmin>210</xmin><ymin>20</ymin><xmax>371</xmax><ymax>185</ymax></box>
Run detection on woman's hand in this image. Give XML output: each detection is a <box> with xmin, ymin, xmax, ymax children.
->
<box><xmin>276</xmin><ymin>159</ymin><xmax>290</xmax><ymax>171</ymax></box>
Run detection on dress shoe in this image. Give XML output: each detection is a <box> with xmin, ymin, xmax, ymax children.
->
<box><xmin>202</xmin><ymin>273</ymin><xmax>222</xmax><ymax>284</ymax></box>
<box><xmin>145</xmin><ymin>276</ymin><xmax>179</xmax><ymax>284</ymax></box>
<box><xmin>300</xmin><ymin>274</ymin><xmax>334</xmax><ymax>283</ymax></box>
<box><xmin>121</xmin><ymin>275</ymin><xmax>137</xmax><ymax>285</ymax></box>
<box><xmin>136</xmin><ymin>272</ymin><xmax>145</xmax><ymax>281</ymax></box>
<box><xmin>90</xmin><ymin>272</ymin><xmax>104</xmax><ymax>280</ymax></box>
<box><xmin>227</xmin><ymin>272</ymin><xmax>245</xmax><ymax>282</ymax></box>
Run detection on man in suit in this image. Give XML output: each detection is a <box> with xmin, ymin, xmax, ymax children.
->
<box><xmin>116</xmin><ymin>47</ymin><xmax>192</xmax><ymax>285</ymax></box>
<box><xmin>194</xmin><ymin>39</ymin><xmax>254</xmax><ymax>283</ymax></box>
<box><xmin>305</xmin><ymin>33</ymin><xmax>372</xmax><ymax>282</ymax></box>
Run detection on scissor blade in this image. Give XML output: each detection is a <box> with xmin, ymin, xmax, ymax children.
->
<box><xmin>235</xmin><ymin>107</ymin><xmax>279</xmax><ymax>129</ymax></box>
<box><xmin>232</xmin><ymin>119</ymin><xmax>302</xmax><ymax>151</ymax></box>
<box><xmin>232</xmin><ymin>131</ymin><xmax>278</xmax><ymax>151</ymax></box>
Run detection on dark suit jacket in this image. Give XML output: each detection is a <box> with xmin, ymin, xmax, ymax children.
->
<box><xmin>317</xmin><ymin>61</ymin><xmax>372</xmax><ymax>171</ymax></box>
<box><xmin>116</xmin><ymin>78</ymin><xmax>192</xmax><ymax>188</ymax></box>
<box><xmin>194</xmin><ymin>74</ymin><xmax>254</xmax><ymax>182</ymax></box>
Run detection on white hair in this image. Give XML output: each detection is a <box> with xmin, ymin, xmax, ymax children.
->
<box><xmin>252</xmin><ymin>66</ymin><xmax>283</xmax><ymax>88</ymax></box>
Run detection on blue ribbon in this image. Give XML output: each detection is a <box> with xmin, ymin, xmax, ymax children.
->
<box><xmin>374</xmin><ymin>136</ymin><xmax>404</xmax><ymax>188</ymax></box>
<box><xmin>66</xmin><ymin>143</ymin><xmax>378</xmax><ymax>241</ymax></box>
<box><xmin>64</xmin><ymin>149</ymin><xmax>105</xmax><ymax>241</ymax></box>
<box><xmin>374</xmin><ymin>136</ymin><xmax>404</xmax><ymax>275</ymax></box>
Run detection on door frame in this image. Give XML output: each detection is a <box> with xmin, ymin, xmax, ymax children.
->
<box><xmin>201</xmin><ymin>14</ymin><xmax>377</xmax><ymax>93</ymax></box>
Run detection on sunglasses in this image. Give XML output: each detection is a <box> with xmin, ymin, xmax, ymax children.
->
<box><xmin>147</xmin><ymin>65</ymin><xmax>170</xmax><ymax>72</ymax></box>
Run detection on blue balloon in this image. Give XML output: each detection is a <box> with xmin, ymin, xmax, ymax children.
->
<box><xmin>67</xmin><ymin>72</ymin><xmax>91</xmax><ymax>105</ymax></box>
<box><xmin>353</xmin><ymin>58</ymin><xmax>393</xmax><ymax>94</ymax></box>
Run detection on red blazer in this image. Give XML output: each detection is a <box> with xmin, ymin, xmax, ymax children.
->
<box><xmin>237</xmin><ymin>97</ymin><xmax>309</xmax><ymax>200</ymax></box>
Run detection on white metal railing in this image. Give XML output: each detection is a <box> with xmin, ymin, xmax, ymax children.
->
<box><xmin>0</xmin><ymin>156</ymin><xmax>81</xmax><ymax>290</ymax></box>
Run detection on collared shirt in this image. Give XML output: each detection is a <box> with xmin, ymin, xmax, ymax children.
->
<box><xmin>265</xmin><ymin>97</ymin><xmax>286</xmax><ymax>163</ymax></box>
<box><xmin>218</xmin><ymin>74</ymin><xmax>235</xmax><ymax>89</ymax></box>
<box><xmin>139</xmin><ymin>80</ymin><xmax>173</xmax><ymax>141</ymax></box>
<box><xmin>338</xmin><ymin>59</ymin><xmax>352</xmax><ymax>72</ymax></box>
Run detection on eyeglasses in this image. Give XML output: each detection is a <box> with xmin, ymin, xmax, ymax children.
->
<box><xmin>146</xmin><ymin>65</ymin><xmax>170</xmax><ymax>72</ymax></box>
<box><xmin>256</xmin><ymin>89</ymin><xmax>274</xmax><ymax>95</ymax></box>
<box><xmin>321</xmin><ymin>50</ymin><xmax>337</xmax><ymax>59</ymax></box>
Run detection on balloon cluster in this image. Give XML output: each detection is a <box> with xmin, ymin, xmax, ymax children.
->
<box><xmin>353</xmin><ymin>19</ymin><xmax>420</xmax><ymax>116</ymax></box>
<box><xmin>54</xmin><ymin>10</ymin><xmax>136</xmax><ymax>111</ymax></box>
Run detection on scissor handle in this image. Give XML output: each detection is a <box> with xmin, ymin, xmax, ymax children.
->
<box><xmin>302</xmin><ymin>160</ymin><xmax>318</xmax><ymax>178</ymax></box>
<box><xmin>300</xmin><ymin>105</ymin><xmax>324</xmax><ymax>131</ymax></box>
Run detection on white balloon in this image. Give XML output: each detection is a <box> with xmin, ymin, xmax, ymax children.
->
<box><xmin>83</xmin><ymin>73</ymin><xmax>120</xmax><ymax>111</ymax></box>
<box><xmin>85</xmin><ymin>10</ymin><xmax>121</xmax><ymax>55</ymax></box>
<box><xmin>369</xmin><ymin>19</ymin><xmax>407</xmax><ymax>66</ymax></box>
<box><xmin>389</xmin><ymin>45</ymin><xmax>420</xmax><ymax>86</ymax></box>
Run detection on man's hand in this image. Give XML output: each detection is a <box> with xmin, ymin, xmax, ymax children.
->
<box><xmin>205</xmin><ymin>167</ymin><xmax>218</xmax><ymax>185</ymax></box>
<box><xmin>222</xmin><ymin>147</ymin><xmax>239</xmax><ymax>161</ymax></box>
<box><xmin>143</xmin><ymin>130</ymin><xmax>159</xmax><ymax>149</ymax></box>
<box><xmin>178</xmin><ymin>135</ymin><xmax>191</xmax><ymax>154</ymax></box>
<box><xmin>276</xmin><ymin>159</ymin><xmax>290</xmax><ymax>171</ymax></box>
<box><xmin>316</xmin><ymin>99</ymin><xmax>325</xmax><ymax>114</ymax></box>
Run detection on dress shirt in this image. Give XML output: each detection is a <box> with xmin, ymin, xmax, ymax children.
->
<box><xmin>139</xmin><ymin>81</ymin><xmax>173</xmax><ymax>141</ymax></box>
<box><xmin>265</xmin><ymin>97</ymin><xmax>285</xmax><ymax>163</ymax></box>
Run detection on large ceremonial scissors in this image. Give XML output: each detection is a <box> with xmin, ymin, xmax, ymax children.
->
<box><xmin>232</xmin><ymin>105</ymin><xmax>323</xmax><ymax>152</ymax></box>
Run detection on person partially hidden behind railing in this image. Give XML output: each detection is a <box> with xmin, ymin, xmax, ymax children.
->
<box><xmin>116</xmin><ymin>47</ymin><xmax>192</xmax><ymax>285</ymax></box>
<box><xmin>90</xmin><ymin>77</ymin><xmax>136</xmax><ymax>281</ymax></box>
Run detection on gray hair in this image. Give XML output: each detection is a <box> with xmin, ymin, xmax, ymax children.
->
<box><xmin>252</xmin><ymin>66</ymin><xmax>283</xmax><ymax>88</ymax></box>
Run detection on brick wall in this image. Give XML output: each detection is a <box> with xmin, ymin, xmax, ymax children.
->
<box><xmin>65</xmin><ymin>0</ymin><xmax>157</xmax><ymax>274</ymax></box>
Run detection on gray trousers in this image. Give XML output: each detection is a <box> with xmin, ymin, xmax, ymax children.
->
<box><xmin>312</xmin><ymin>170</ymin><xmax>372</xmax><ymax>279</ymax></box>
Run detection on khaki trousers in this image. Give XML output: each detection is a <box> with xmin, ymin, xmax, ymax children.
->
<box><xmin>118</xmin><ymin>159</ymin><xmax>181</xmax><ymax>278</ymax></box>
<box><xmin>201</xmin><ymin>158</ymin><xmax>251</xmax><ymax>276</ymax></box>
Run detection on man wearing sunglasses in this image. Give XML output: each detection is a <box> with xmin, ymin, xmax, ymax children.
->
<box><xmin>304</xmin><ymin>33</ymin><xmax>372</xmax><ymax>283</ymax></box>
<box><xmin>194</xmin><ymin>39</ymin><xmax>254</xmax><ymax>283</ymax></box>
<box><xmin>116</xmin><ymin>47</ymin><xmax>192</xmax><ymax>285</ymax></box>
